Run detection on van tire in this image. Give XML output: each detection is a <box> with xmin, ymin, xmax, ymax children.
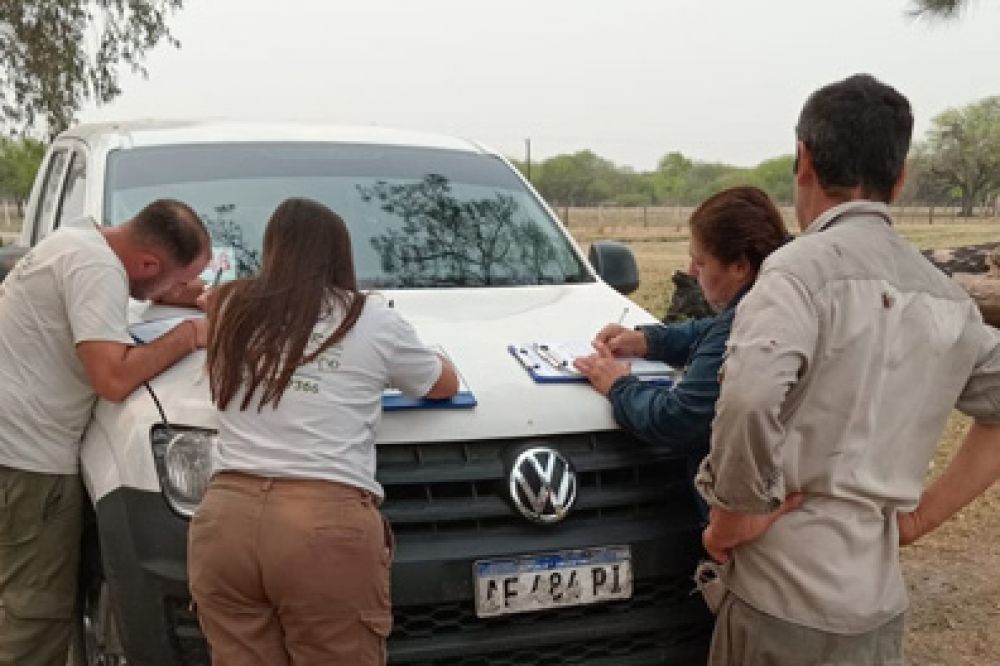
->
<box><xmin>71</xmin><ymin>521</ymin><xmax>127</xmax><ymax>666</ymax></box>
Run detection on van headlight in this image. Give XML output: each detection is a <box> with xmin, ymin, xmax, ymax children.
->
<box><xmin>150</xmin><ymin>426</ymin><xmax>217</xmax><ymax>518</ymax></box>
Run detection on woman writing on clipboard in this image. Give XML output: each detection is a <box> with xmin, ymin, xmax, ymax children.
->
<box><xmin>188</xmin><ymin>198</ymin><xmax>457</xmax><ymax>665</ymax></box>
<box><xmin>574</xmin><ymin>187</ymin><xmax>790</xmax><ymax>512</ymax></box>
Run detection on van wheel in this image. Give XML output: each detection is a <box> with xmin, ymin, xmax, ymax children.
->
<box><xmin>71</xmin><ymin>542</ymin><xmax>127</xmax><ymax>666</ymax></box>
<box><xmin>80</xmin><ymin>575</ymin><xmax>128</xmax><ymax>666</ymax></box>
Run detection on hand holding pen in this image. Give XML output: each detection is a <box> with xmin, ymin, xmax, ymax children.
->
<box><xmin>593</xmin><ymin>306</ymin><xmax>647</xmax><ymax>358</ymax></box>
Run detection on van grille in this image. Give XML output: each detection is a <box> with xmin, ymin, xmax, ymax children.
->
<box><xmin>378</xmin><ymin>431</ymin><xmax>697</xmax><ymax>535</ymax></box>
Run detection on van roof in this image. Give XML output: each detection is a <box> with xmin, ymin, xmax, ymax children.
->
<box><xmin>59</xmin><ymin>119</ymin><xmax>493</xmax><ymax>155</ymax></box>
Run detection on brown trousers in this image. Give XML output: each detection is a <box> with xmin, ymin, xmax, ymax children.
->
<box><xmin>188</xmin><ymin>472</ymin><xmax>393</xmax><ymax>666</ymax></box>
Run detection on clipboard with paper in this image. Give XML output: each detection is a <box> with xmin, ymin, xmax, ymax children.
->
<box><xmin>382</xmin><ymin>344</ymin><xmax>477</xmax><ymax>410</ymax></box>
<box><xmin>507</xmin><ymin>339</ymin><xmax>677</xmax><ymax>385</ymax></box>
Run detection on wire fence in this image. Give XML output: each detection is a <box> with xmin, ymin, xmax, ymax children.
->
<box><xmin>553</xmin><ymin>204</ymin><xmax>1000</xmax><ymax>231</ymax></box>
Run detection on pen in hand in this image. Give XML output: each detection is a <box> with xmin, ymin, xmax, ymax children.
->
<box><xmin>211</xmin><ymin>266</ymin><xmax>223</xmax><ymax>288</ymax></box>
<box><xmin>617</xmin><ymin>307</ymin><xmax>629</xmax><ymax>325</ymax></box>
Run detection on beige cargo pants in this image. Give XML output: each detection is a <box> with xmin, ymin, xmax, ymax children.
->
<box><xmin>709</xmin><ymin>592</ymin><xmax>904</xmax><ymax>666</ymax></box>
<box><xmin>188</xmin><ymin>472</ymin><xmax>394</xmax><ymax>666</ymax></box>
<box><xmin>0</xmin><ymin>466</ymin><xmax>83</xmax><ymax>666</ymax></box>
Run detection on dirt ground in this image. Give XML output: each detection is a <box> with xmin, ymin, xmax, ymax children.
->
<box><xmin>902</xmin><ymin>412</ymin><xmax>1000</xmax><ymax>665</ymax></box>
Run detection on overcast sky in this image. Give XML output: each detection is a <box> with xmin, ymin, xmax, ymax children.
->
<box><xmin>76</xmin><ymin>0</ymin><xmax>1000</xmax><ymax>171</ymax></box>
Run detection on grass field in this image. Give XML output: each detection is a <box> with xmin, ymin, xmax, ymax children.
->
<box><xmin>567</xmin><ymin>208</ymin><xmax>1000</xmax><ymax>665</ymax></box>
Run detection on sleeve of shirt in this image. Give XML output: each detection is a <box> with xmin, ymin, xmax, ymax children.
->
<box><xmin>63</xmin><ymin>262</ymin><xmax>132</xmax><ymax>345</ymax></box>
<box><xmin>638</xmin><ymin>317</ymin><xmax>715</xmax><ymax>366</ymax></box>
<box><xmin>956</xmin><ymin>322</ymin><xmax>1000</xmax><ymax>423</ymax></box>
<box><xmin>381</xmin><ymin>309</ymin><xmax>444</xmax><ymax>398</ymax></box>
<box><xmin>607</xmin><ymin>318</ymin><xmax>727</xmax><ymax>456</ymax></box>
<box><xmin>694</xmin><ymin>269</ymin><xmax>818</xmax><ymax>514</ymax></box>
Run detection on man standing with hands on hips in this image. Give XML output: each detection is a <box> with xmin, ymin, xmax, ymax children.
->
<box><xmin>0</xmin><ymin>199</ymin><xmax>211</xmax><ymax>665</ymax></box>
<box><xmin>695</xmin><ymin>74</ymin><xmax>1000</xmax><ymax>664</ymax></box>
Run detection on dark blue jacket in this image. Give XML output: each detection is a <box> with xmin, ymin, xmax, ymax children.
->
<box><xmin>607</xmin><ymin>287</ymin><xmax>749</xmax><ymax>466</ymax></box>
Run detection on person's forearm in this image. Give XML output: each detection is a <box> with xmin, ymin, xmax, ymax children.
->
<box><xmin>906</xmin><ymin>422</ymin><xmax>1000</xmax><ymax>541</ymax></box>
<box><xmin>109</xmin><ymin>321</ymin><xmax>199</xmax><ymax>400</ymax></box>
<box><xmin>702</xmin><ymin>495</ymin><xmax>804</xmax><ymax>562</ymax></box>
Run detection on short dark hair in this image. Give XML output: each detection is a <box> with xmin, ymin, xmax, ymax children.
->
<box><xmin>689</xmin><ymin>186</ymin><xmax>789</xmax><ymax>272</ymax></box>
<box><xmin>129</xmin><ymin>199</ymin><xmax>209</xmax><ymax>266</ymax></box>
<box><xmin>796</xmin><ymin>73</ymin><xmax>913</xmax><ymax>203</ymax></box>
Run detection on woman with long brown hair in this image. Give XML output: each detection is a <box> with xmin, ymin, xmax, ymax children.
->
<box><xmin>188</xmin><ymin>198</ymin><xmax>457</xmax><ymax>665</ymax></box>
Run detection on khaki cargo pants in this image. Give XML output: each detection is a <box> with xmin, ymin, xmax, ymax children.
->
<box><xmin>709</xmin><ymin>592</ymin><xmax>904</xmax><ymax>666</ymax></box>
<box><xmin>0</xmin><ymin>466</ymin><xmax>83</xmax><ymax>666</ymax></box>
<box><xmin>188</xmin><ymin>472</ymin><xmax>394</xmax><ymax>666</ymax></box>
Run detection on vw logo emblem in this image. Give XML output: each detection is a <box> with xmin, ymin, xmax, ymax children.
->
<box><xmin>508</xmin><ymin>447</ymin><xmax>577</xmax><ymax>524</ymax></box>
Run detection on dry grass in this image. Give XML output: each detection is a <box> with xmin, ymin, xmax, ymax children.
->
<box><xmin>568</xmin><ymin>211</ymin><xmax>1000</xmax><ymax>664</ymax></box>
<box><xmin>571</xmin><ymin>212</ymin><xmax>1000</xmax><ymax>319</ymax></box>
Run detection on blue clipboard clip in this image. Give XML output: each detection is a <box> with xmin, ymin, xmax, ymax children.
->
<box><xmin>507</xmin><ymin>343</ymin><xmax>586</xmax><ymax>383</ymax></box>
<box><xmin>508</xmin><ymin>340</ymin><xmax>677</xmax><ymax>386</ymax></box>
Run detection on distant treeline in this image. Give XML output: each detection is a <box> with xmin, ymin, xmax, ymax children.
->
<box><xmin>512</xmin><ymin>95</ymin><xmax>1000</xmax><ymax>216</ymax></box>
<box><xmin>511</xmin><ymin>151</ymin><xmax>794</xmax><ymax>207</ymax></box>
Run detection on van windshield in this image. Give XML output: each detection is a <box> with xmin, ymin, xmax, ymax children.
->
<box><xmin>104</xmin><ymin>142</ymin><xmax>592</xmax><ymax>289</ymax></box>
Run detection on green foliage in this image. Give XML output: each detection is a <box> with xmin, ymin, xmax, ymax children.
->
<box><xmin>0</xmin><ymin>136</ymin><xmax>45</xmax><ymax>204</ymax></box>
<box><xmin>915</xmin><ymin>96</ymin><xmax>1000</xmax><ymax>215</ymax></box>
<box><xmin>531</xmin><ymin>150</ymin><xmax>622</xmax><ymax>206</ymax></box>
<box><xmin>0</xmin><ymin>0</ymin><xmax>184</xmax><ymax>135</ymax></box>
<box><xmin>528</xmin><ymin>148</ymin><xmax>795</xmax><ymax>208</ymax></box>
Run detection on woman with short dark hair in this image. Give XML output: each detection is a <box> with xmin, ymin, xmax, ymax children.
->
<box><xmin>575</xmin><ymin>186</ymin><xmax>790</xmax><ymax>510</ymax></box>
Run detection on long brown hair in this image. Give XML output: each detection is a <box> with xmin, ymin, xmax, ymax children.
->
<box><xmin>207</xmin><ymin>198</ymin><xmax>366</xmax><ymax>411</ymax></box>
<box><xmin>689</xmin><ymin>186</ymin><xmax>789</xmax><ymax>273</ymax></box>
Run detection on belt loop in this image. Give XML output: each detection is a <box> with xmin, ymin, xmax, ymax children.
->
<box><xmin>261</xmin><ymin>477</ymin><xmax>274</xmax><ymax>492</ymax></box>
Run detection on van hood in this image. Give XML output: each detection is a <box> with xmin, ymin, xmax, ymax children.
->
<box><xmin>106</xmin><ymin>283</ymin><xmax>658</xmax><ymax>444</ymax></box>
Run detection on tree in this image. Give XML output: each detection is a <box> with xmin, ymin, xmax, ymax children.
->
<box><xmin>746</xmin><ymin>155</ymin><xmax>795</xmax><ymax>204</ymax></box>
<box><xmin>922</xmin><ymin>96</ymin><xmax>1000</xmax><ymax>216</ymax></box>
<box><xmin>909</xmin><ymin>0</ymin><xmax>968</xmax><ymax>18</ymax></box>
<box><xmin>0</xmin><ymin>0</ymin><xmax>184</xmax><ymax>135</ymax></box>
<box><xmin>532</xmin><ymin>151</ymin><xmax>621</xmax><ymax>206</ymax></box>
<box><xmin>0</xmin><ymin>136</ymin><xmax>45</xmax><ymax>213</ymax></box>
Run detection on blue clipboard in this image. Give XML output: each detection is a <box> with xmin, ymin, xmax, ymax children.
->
<box><xmin>128</xmin><ymin>316</ymin><xmax>196</xmax><ymax>344</ymax></box>
<box><xmin>382</xmin><ymin>343</ymin><xmax>477</xmax><ymax>410</ymax></box>
<box><xmin>381</xmin><ymin>390</ymin><xmax>477</xmax><ymax>411</ymax></box>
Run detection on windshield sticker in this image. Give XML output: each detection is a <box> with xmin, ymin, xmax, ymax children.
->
<box><xmin>201</xmin><ymin>246</ymin><xmax>238</xmax><ymax>285</ymax></box>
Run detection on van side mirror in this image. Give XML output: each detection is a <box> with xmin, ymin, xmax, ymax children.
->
<box><xmin>588</xmin><ymin>240</ymin><xmax>639</xmax><ymax>295</ymax></box>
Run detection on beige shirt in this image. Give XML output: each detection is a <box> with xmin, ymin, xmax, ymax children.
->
<box><xmin>696</xmin><ymin>201</ymin><xmax>1000</xmax><ymax>634</ymax></box>
<box><xmin>0</xmin><ymin>218</ymin><xmax>132</xmax><ymax>474</ymax></box>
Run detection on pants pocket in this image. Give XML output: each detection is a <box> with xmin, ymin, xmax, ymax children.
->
<box><xmin>359</xmin><ymin>611</ymin><xmax>392</xmax><ymax>665</ymax></box>
<box><xmin>0</xmin><ymin>471</ymin><xmax>45</xmax><ymax>546</ymax></box>
<box><xmin>380</xmin><ymin>513</ymin><xmax>395</xmax><ymax>568</ymax></box>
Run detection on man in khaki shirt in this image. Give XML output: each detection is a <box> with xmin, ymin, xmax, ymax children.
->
<box><xmin>695</xmin><ymin>73</ymin><xmax>1000</xmax><ymax>664</ymax></box>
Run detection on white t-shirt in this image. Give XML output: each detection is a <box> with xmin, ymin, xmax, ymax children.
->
<box><xmin>0</xmin><ymin>218</ymin><xmax>132</xmax><ymax>474</ymax></box>
<box><xmin>213</xmin><ymin>298</ymin><xmax>442</xmax><ymax>500</ymax></box>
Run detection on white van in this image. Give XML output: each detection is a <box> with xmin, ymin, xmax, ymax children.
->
<box><xmin>9</xmin><ymin>121</ymin><xmax>712</xmax><ymax>665</ymax></box>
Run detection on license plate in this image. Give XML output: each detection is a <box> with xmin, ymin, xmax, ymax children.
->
<box><xmin>473</xmin><ymin>546</ymin><xmax>632</xmax><ymax>618</ymax></box>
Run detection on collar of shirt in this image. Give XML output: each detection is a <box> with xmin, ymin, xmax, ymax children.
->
<box><xmin>804</xmin><ymin>200</ymin><xmax>892</xmax><ymax>235</ymax></box>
